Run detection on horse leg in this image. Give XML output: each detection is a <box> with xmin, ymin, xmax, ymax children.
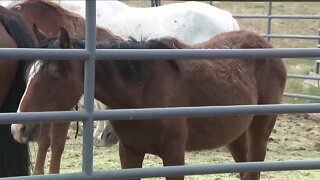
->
<box><xmin>227</xmin><ymin>132</ymin><xmax>247</xmax><ymax>179</ymax></box>
<box><xmin>159</xmin><ymin>120</ymin><xmax>187</xmax><ymax>180</ymax></box>
<box><xmin>119</xmin><ymin>142</ymin><xmax>145</xmax><ymax>170</ymax></box>
<box><xmin>33</xmin><ymin>123</ymin><xmax>51</xmax><ymax>175</ymax></box>
<box><xmin>160</xmin><ymin>145</ymin><xmax>185</xmax><ymax>180</ymax></box>
<box><xmin>48</xmin><ymin>122</ymin><xmax>70</xmax><ymax>174</ymax></box>
<box><xmin>244</xmin><ymin>115</ymin><xmax>277</xmax><ymax>180</ymax></box>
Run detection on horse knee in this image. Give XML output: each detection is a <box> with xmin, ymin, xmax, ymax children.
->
<box><xmin>51</xmin><ymin>139</ymin><xmax>67</xmax><ymax>156</ymax></box>
<box><xmin>37</xmin><ymin>137</ymin><xmax>50</xmax><ymax>151</ymax></box>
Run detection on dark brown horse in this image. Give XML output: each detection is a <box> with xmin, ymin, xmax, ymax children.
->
<box><xmin>0</xmin><ymin>5</ymin><xmax>36</xmax><ymax>177</ymax></box>
<box><xmin>13</xmin><ymin>26</ymin><xmax>287</xmax><ymax>180</ymax></box>
<box><xmin>8</xmin><ymin>0</ymin><xmax>120</xmax><ymax>175</ymax></box>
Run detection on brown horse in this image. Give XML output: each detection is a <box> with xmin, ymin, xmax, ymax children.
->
<box><xmin>0</xmin><ymin>5</ymin><xmax>36</xmax><ymax>177</ymax></box>
<box><xmin>12</xmin><ymin>26</ymin><xmax>287</xmax><ymax>180</ymax></box>
<box><xmin>8</xmin><ymin>0</ymin><xmax>120</xmax><ymax>175</ymax></box>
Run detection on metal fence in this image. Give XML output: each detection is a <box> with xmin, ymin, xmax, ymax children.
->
<box><xmin>1</xmin><ymin>0</ymin><xmax>320</xmax><ymax>179</ymax></box>
<box><xmin>232</xmin><ymin>1</ymin><xmax>320</xmax><ymax>101</ymax></box>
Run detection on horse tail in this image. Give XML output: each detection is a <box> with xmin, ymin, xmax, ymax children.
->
<box><xmin>0</xmin><ymin>8</ymin><xmax>36</xmax><ymax>177</ymax></box>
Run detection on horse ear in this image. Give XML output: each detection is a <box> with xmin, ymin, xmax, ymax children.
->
<box><xmin>32</xmin><ymin>24</ymin><xmax>48</xmax><ymax>43</ymax></box>
<box><xmin>58</xmin><ymin>27</ymin><xmax>71</xmax><ymax>49</ymax></box>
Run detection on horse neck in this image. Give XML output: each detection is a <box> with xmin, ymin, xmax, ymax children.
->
<box><xmin>94</xmin><ymin>61</ymin><xmax>143</xmax><ymax>109</ymax></box>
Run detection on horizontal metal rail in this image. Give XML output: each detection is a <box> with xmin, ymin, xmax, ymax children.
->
<box><xmin>234</xmin><ymin>14</ymin><xmax>320</xmax><ymax>19</ymax></box>
<box><xmin>0</xmin><ymin>48</ymin><xmax>89</xmax><ymax>60</ymax></box>
<box><xmin>0</xmin><ymin>48</ymin><xmax>319</xmax><ymax>60</ymax></box>
<box><xmin>1</xmin><ymin>103</ymin><xmax>320</xmax><ymax>124</ymax></box>
<box><xmin>94</xmin><ymin>48</ymin><xmax>320</xmax><ymax>59</ymax></box>
<box><xmin>287</xmin><ymin>74</ymin><xmax>320</xmax><ymax>80</ymax></box>
<box><xmin>0</xmin><ymin>48</ymin><xmax>319</xmax><ymax>61</ymax></box>
<box><xmin>284</xmin><ymin>93</ymin><xmax>320</xmax><ymax>100</ymax></box>
<box><xmin>262</xmin><ymin>34</ymin><xmax>320</xmax><ymax>40</ymax></box>
<box><xmin>5</xmin><ymin>160</ymin><xmax>320</xmax><ymax>180</ymax></box>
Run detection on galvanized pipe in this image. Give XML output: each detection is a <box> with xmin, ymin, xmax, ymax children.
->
<box><xmin>82</xmin><ymin>0</ymin><xmax>96</xmax><ymax>175</ymax></box>
<box><xmin>4</xmin><ymin>160</ymin><xmax>320</xmax><ymax>180</ymax></box>
<box><xmin>94</xmin><ymin>48</ymin><xmax>320</xmax><ymax>60</ymax></box>
<box><xmin>287</xmin><ymin>74</ymin><xmax>320</xmax><ymax>80</ymax></box>
<box><xmin>234</xmin><ymin>15</ymin><xmax>320</xmax><ymax>19</ymax></box>
<box><xmin>284</xmin><ymin>93</ymin><xmax>320</xmax><ymax>100</ymax></box>
<box><xmin>1</xmin><ymin>103</ymin><xmax>320</xmax><ymax>124</ymax></box>
<box><xmin>267</xmin><ymin>1</ymin><xmax>273</xmax><ymax>42</ymax></box>
<box><xmin>262</xmin><ymin>34</ymin><xmax>320</xmax><ymax>40</ymax></box>
<box><xmin>0</xmin><ymin>49</ymin><xmax>319</xmax><ymax>61</ymax></box>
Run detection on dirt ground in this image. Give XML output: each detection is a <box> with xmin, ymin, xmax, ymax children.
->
<box><xmin>29</xmin><ymin>113</ymin><xmax>320</xmax><ymax>179</ymax></box>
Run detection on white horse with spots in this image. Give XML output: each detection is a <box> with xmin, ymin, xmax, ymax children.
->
<box><xmin>58</xmin><ymin>0</ymin><xmax>240</xmax><ymax>147</ymax></box>
<box><xmin>59</xmin><ymin>1</ymin><xmax>239</xmax><ymax>44</ymax></box>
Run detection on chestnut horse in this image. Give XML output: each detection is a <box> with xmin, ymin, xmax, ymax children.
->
<box><xmin>7</xmin><ymin>0</ymin><xmax>120</xmax><ymax>175</ymax></box>
<box><xmin>0</xmin><ymin>6</ymin><xmax>36</xmax><ymax>177</ymax></box>
<box><xmin>57</xmin><ymin>0</ymin><xmax>239</xmax><ymax>146</ymax></box>
<box><xmin>12</xmin><ymin>27</ymin><xmax>287</xmax><ymax>180</ymax></box>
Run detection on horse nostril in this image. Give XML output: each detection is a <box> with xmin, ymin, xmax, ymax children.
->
<box><xmin>106</xmin><ymin>132</ymin><xmax>112</xmax><ymax>140</ymax></box>
<box><xmin>20</xmin><ymin>125</ymin><xmax>26</xmax><ymax>133</ymax></box>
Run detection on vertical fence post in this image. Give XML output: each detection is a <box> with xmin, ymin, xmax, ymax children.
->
<box><xmin>267</xmin><ymin>1</ymin><xmax>273</xmax><ymax>42</ymax></box>
<box><xmin>316</xmin><ymin>27</ymin><xmax>320</xmax><ymax>74</ymax></box>
<box><xmin>151</xmin><ymin>0</ymin><xmax>161</xmax><ymax>7</ymax></box>
<box><xmin>209</xmin><ymin>0</ymin><xmax>213</xmax><ymax>5</ymax></box>
<box><xmin>82</xmin><ymin>0</ymin><xmax>96</xmax><ymax>176</ymax></box>
<box><xmin>316</xmin><ymin>27</ymin><xmax>320</xmax><ymax>86</ymax></box>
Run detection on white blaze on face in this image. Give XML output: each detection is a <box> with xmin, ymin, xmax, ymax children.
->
<box><xmin>17</xmin><ymin>60</ymin><xmax>42</xmax><ymax>112</ymax></box>
<box><xmin>11</xmin><ymin>60</ymin><xmax>42</xmax><ymax>142</ymax></box>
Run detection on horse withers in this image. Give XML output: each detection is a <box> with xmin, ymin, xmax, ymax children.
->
<box><xmin>12</xmin><ymin>26</ymin><xmax>287</xmax><ymax>180</ymax></box>
<box><xmin>0</xmin><ymin>5</ymin><xmax>36</xmax><ymax>177</ymax></box>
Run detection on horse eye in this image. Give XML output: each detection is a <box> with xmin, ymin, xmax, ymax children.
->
<box><xmin>51</xmin><ymin>72</ymin><xmax>61</xmax><ymax>81</ymax></box>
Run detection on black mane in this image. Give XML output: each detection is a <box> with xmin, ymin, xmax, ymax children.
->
<box><xmin>38</xmin><ymin>37</ymin><xmax>180</xmax><ymax>83</ymax></box>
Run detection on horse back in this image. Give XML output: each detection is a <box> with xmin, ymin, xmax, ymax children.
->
<box><xmin>196</xmin><ymin>30</ymin><xmax>287</xmax><ymax>104</ymax></box>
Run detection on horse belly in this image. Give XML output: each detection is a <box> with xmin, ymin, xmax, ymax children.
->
<box><xmin>111</xmin><ymin>120</ymin><xmax>168</xmax><ymax>154</ymax></box>
<box><xmin>186</xmin><ymin>116</ymin><xmax>253</xmax><ymax>151</ymax></box>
